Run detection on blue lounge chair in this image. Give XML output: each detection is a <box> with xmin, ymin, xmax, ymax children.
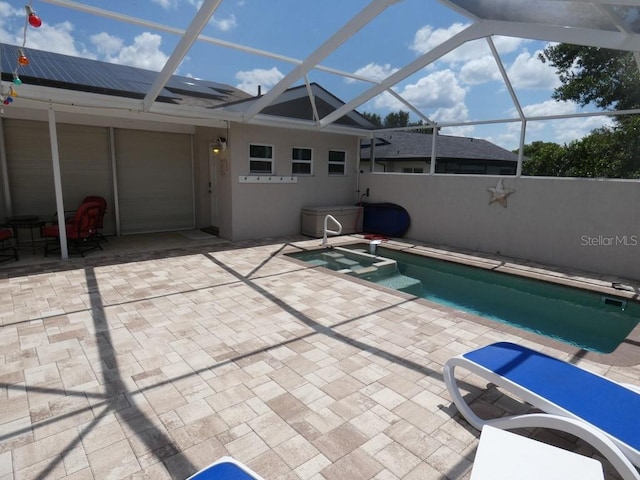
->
<box><xmin>186</xmin><ymin>456</ymin><xmax>265</xmax><ymax>480</ymax></box>
<box><xmin>443</xmin><ymin>342</ymin><xmax>640</xmax><ymax>480</ymax></box>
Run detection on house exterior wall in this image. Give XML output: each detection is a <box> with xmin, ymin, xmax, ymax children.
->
<box><xmin>1</xmin><ymin>117</ymin><xmax>363</xmax><ymax>242</ymax></box>
<box><xmin>224</xmin><ymin>123</ymin><xmax>361</xmax><ymax>241</ymax></box>
<box><xmin>0</xmin><ymin>117</ymin><xmax>195</xmax><ymax>235</ymax></box>
<box><xmin>359</xmin><ymin>173</ymin><xmax>640</xmax><ymax>281</ymax></box>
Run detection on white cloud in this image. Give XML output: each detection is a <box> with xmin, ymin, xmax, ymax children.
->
<box><xmin>492</xmin><ymin>100</ymin><xmax>615</xmax><ymax>148</ymax></box>
<box><xmin>347</xmin><ymin>62</ymin><xmax>399</xmax><ymax>84</ymax></box>
<box><xmin>212</xmin><ymin>14</ymin><xmax>237</xmax><ymax>32</ymax></box>
<box><xmin>235</xmin><ymin>67</ymin><xmax>284</xmax><ymax>95</ymax></box>
<box><xmin>410</xmin><ymin>23</ymin><xmax>469</xmax><ymax>57</ymax></box>
<box><xmin>20</xmin><ymin>22</ymin><xmax>93</xmax><ymax>58</ymax></box>
<box><xmin>411</xmin><ymin>23</ymin><xmax>524</xmax><ymax>64</ymax></box>
<box><xmin>432</xmin><ymin>102</ymin><xmax>470</xmax><ymax>124</ymax></box>
<box><xmin>441</xmin><ymin>124</ymin><xmax>475</xmax><ymax>137</ymax></box>
<box><xmin>373</xmin><ymin>69</ymin><xmax>466</xmax><ymax>111</ymax></box>
<box><xmin>0</xmin><ymin>1</ymin><xmax>21</xmax><ymax>28</ymax></box>
<box><xmin>0</xmin><ymin>2</ymin><xmax>91</xmax><ymax>57</ymax></box>
<box><xmin>459</xmin><ymin>55</ymin><xmax>500</xmax><ymax>85</ymax></box>
<box><xmin>151</xmin><ymin>0</ymin><xmax>179</xmax><ymax>9</ymax></box>
<box><xmin>551</xmin><ymin>116</ymin><xmax>614</xmax><ymax>145</ymax></box>
<box><xmin>91</xmin><ymin>32</ymin><xmax>124</xmax><ymax>57</ymax></box>
<box><xmin>104</xmin><ymin>32</ymin><xmax>169</xmax><ymax>71</ymax></box>
<box><xmin>366</xmin><ymin>69</ymin><xmax>469</xmax><ymax>125</ymax></box>
<box><xmin>507</xmin><ymin>50</ymin><xmax>560</xmax><ymax>90</ymax></box>
<box><xmin>521</xmin><ymin>99</ymin><xmax>576</xmax><ymax>118</ymax></box>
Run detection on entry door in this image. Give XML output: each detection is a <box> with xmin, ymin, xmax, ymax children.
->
<box><xmin>208</xmin><ymin>142</ymin><xmax>219</xmax><ymax>228</ymax></box>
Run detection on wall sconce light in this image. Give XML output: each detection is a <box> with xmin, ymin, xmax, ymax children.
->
<box><xmin>212</xmin><ymin>137</ymin><xmax>227</xmax><ymax>154</ymax></box>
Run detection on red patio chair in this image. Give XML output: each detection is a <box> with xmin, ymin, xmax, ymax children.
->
<box><xmin>41</xmin><ymin>201</ymin><xmax>103</xmax><ymax>257</ymax></box>
<box><xmin>81</xmin><ymin>195</ymin><xmax>108</xmax><ymax>242</ymax></box>
<box><xmin>0</xmin><ymin>228</ymin><xmax>18</xmax><ymax>263</ymax></box>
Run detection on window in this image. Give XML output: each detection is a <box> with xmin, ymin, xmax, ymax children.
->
<box><xmin>249</xmin><ymin>144</ymin><xmax>273</xmax><ymax>174</ymax></box>
<box><xmin>292</xmin><ymin>147</ymin><xmax>312</xmax><ymax>175</ymax></box>
<box><xmin>402</xmin><ymin>167</ymin><xmax>424</xmax><ymax>174</ymax></box>
<box><xmin>328</xmin><ymin>149</ymin><xmax>346</xmax><ymax>176</ymax></box>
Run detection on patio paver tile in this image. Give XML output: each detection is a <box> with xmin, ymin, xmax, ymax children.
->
<box><xmin>0</xmin><ymin>236</ymin><xmax>634</xmax><ymax>480</ymax></box>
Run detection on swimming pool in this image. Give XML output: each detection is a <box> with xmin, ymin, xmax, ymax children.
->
<box><xmin>288</xmin><ymin>245</ymin><xmax>639</xmax><ymax>354</ymax></box>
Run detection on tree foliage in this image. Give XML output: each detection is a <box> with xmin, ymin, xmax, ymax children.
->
<box><xmin>539</xmin><ymin>44</ymin><xmax>640</xmax><ymax>112</ymax></box>
<box><xmin>362</xmin><ymin>111</ymin><xmax>382</xmax><ymax>128</ymax></box>
<box><xmin>361</xmin><ymin>109</ymin><xmax>436</xmax><ymax>133</ymax></box>
<box><xmin>523</xmin><ymin>44</ymin><xmax>640</xmax><ymax>178</ymax></box>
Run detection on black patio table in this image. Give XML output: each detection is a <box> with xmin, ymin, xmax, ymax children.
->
<box><xmin>7</xmin><ymin>215</ymin><xmax>47</xmax><ymax>254</ymax></box>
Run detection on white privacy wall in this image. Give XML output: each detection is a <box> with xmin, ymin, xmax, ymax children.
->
<box><xmin>359</xmin><ymin>173</ymin><xmax>640</xmax><ymax>281</ymax></box>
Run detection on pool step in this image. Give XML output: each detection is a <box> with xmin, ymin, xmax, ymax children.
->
<box><xmin>373</xmin><ymin>273</ymin><xmax>423</xmax><ymax>296</ymax></box>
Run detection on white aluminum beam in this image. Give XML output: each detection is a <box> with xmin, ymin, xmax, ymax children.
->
<box><xmin>142</xmin><ymin>0</ymin><xmax>223</xmax><ymax>112</ymax></box>
<box><xmin>386</xmin><ymin>89</ymin><xmax>436</xmax><ymax>126</ymax></box>
<box><xmin>487</xmin><ymin>37</ymin><xmax>524</xmax><ymax>120</ymax></box>
<box><xmin>303</xmin><ymin>75</ymin><xmax>320</xmax><ymax>123</ymax></box>
<box><xmin>319</xmin><ymin>22</ymin><xmax>488</xmax><ymax>128</ymax></box>
<box><xmin>242</xmin><ymin>0</ymin><xmax>402</xmax><ymax>122</ymax></box>
<box><xmin>517</xmin><ymin>120</ymin><xmax>527</xmax><ymax>177</ymax></box>
<box><xmin>41</xmin><ymin>0</ymin><xmax>382</xmax><ymax>86</ymax></box>
<box><xmin>480</xmin><ymin>19</ymin><xmax>640</xmax><ymax>52</ymax></box>
<box><xmin>0</xmin><ymin>118</ymin><xmax>11</xmax><ymax>216</ymax></box>
<box><xmin>430</xmin><ymin>129</ymin><xmax>438</xmax><ymax>174</ymax></box>
<box><xmin>48</xmin><ymin>108</ymin><xmax>69</xmax><ymax>259</ymax></box>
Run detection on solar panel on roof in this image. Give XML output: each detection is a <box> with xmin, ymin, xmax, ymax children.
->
<box><xmin>1</xmin><ymin>44</ymin><xmax>180</xmax><ymax>99</ymax></box>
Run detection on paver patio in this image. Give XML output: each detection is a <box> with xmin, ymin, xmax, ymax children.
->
<box><xmin>0</xmin><ymin>234</ymin><xmax>638</xmax><ymax>479</ymax></box>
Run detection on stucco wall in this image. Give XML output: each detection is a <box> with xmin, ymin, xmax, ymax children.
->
<box><xmin>359</xmin><ymin>173</ymin><xmax>640</xmax><ymax>281</ymax></box>
<box><xmin>226</xmin><ymin>124</ymin><xmax>361</xmax><ymax>241</ymax></box>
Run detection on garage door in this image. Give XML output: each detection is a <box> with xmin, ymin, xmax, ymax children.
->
<box><xmin>3</xmin><ymin>119</ymin><xmax>111</xmax><ymax>223</ymax></box>
<box><xmin>115</xmin><ymin>129</ymin><xmax>193</xmax><ymax>234</ymax></box>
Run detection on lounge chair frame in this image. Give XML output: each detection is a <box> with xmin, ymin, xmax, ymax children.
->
<box><xmin>443</xmin><ymin>342</ymin><xmax>640</xmax><ymax>480</ymax></box>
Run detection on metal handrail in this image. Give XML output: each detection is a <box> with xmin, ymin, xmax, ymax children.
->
<box><xmin>321</xmin><ymin>214</ymin><xmax>342</xmax><ymax>246</ymax></box>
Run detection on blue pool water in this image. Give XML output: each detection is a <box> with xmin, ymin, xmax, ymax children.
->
<box><xmin>288</xmin><ymin>245</ymin><xmax>639</xmax><ymax>353</ymax></box>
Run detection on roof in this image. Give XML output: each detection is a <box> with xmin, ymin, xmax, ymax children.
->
<box><xmin>0</xmin><ymin>42</ymin><xmax>375</xmax><ymax>132</ymax></box>
<box><xmin>213</xmin><ymin>83</ymin><xmax>377</xmax><ymax>130</ymax></box>
<box><xmin>2</xmin><ymin>1</ymin><xmax>640</xmax><ymax>140</ymax></box>
<box><xmin>360</xmin><ymin>131</ymin><xmax>519</xmax><ymax>162</ymax></box>
<box><xmin>0</xmin><ymin>43</ymin><xmax>252</xmax><ymax>106</ymax></box>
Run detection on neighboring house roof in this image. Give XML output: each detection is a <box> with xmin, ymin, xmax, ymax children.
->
<box><xmin>360</xmin><ymin>131</ymin><xmax>519</xmax><ymax>162</ymax></box>
<box><xmin>0</xmin><ymin>43</ymin><xmax>375</xmax><ymax>131</ymax></box>
<box><xmin>211</xmin><ymin>83</ymin><xmax>377</xmax><ymax>130</ymax></box>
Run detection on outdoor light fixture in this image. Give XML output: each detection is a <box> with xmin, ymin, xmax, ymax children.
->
<box><xmin>17</xmin><ymin>48</ymin><xmax>29</xmax><ymax>66</ymax></box>
<box><xmin>26</xmin><ymin>5</ymin><xmax>42</xmax><ymax>28</ymax></box>
<box><xmin>212</xmin><ymin>137</ymin><xmax>227</xmax><ymax>154</ymax></box>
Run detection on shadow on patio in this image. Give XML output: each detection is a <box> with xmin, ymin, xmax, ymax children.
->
<box><xmin>0</xmin><ymin>234</ymin><xmax>629</xmax><ymax>479</ymax></box>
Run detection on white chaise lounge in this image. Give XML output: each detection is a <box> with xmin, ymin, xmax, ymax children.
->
<box><xmin>443</xmin><ymin>342</ymin><xmax>640</xmax><ymax>480</ymax></box>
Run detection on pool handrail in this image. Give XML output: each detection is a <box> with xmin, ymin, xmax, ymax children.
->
<box><xmin>321</xmin><ymin>214</ymin><xmax>342</xmax><ymax>246</ymax></box>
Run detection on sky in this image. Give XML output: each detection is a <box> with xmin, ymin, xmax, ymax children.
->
<box><xmin>0</xmin><ymin>0</ymin><xmax>614</xmax><ymax>150</ymax></box>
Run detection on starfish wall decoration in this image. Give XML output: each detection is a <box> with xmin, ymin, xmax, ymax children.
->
<box><xmin>487</xmin><ymin>178</ymin><xmax>515</xmax><ymax>207</ymax></box>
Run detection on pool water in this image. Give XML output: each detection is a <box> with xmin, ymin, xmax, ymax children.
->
<box><xmin>288</xmin><ymin>245</ymin><xmax>639</xmax><ymax>353</ymax></box>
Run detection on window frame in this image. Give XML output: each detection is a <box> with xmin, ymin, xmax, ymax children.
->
<box><xmin>291</xmin><ymin>146</ymin><xmax>313</xmax><ymax>176</ymax></box>
<box><xmin>402</xmin><ymin>167</ymin><xmax>425</xmax><ymax>174</ymax></box>
<box><xmin>328</xmin><ymin>149</ymin><xmax>347</xmax><ymax>176</ymax></box>
<box><xmin>248</xmin><ymin>143</ymin><xmax>274</xmax><ymax>175</ymax></box>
